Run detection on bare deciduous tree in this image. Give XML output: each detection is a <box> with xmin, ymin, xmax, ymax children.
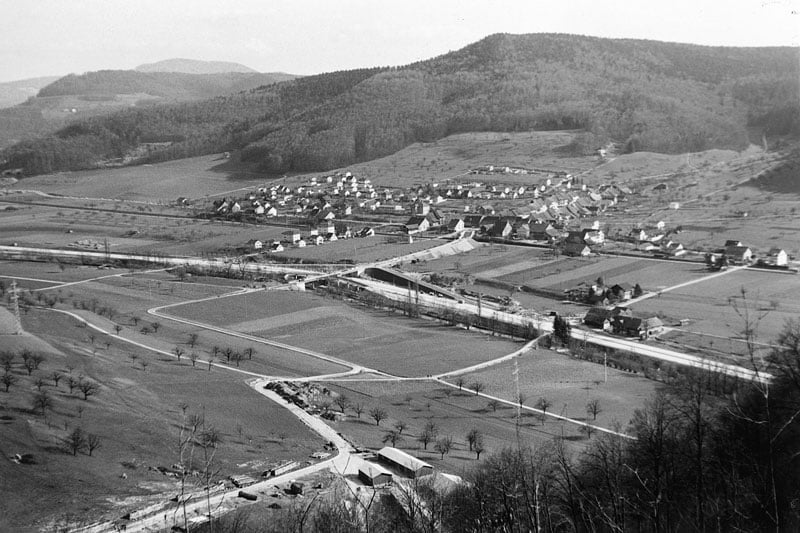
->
<box><xmin>586</xmin><ymin>399</ymin><xmax>602</xmax><ymax>421</ymax></box>
<box><xmin>434</xmin><ymin>436</ymin><xmax>453</xmax><ymax>459</ymax></box>
<box><xmin>1</xmin><ymin>372</ymin><xmax>18</xmax><ymax>392</ymax></box>
<box><xmin>370</xmin><ymin>407</ymin><xmax>387</xmax><ymax>426</ymax></box>
<box><xmin>63</xmin><ymin>427</ymin><xmax>86</xmax><ymax>456</ymax></box>
<box><xmin>87</xmin><ymin>433</ymin><xmax>101</xmax><ymax>456</ymax></box>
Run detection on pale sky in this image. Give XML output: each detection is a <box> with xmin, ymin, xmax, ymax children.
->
<box><xmin>1</xmin><ymin>0</ymin><xmax>797</xmax><ymax>82</ymax></box>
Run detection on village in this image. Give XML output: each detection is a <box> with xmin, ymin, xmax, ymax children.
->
<box><xmin>199</xmin><ymin>164</ymin><xmax>793</xmax><ymax>346</ymax></box>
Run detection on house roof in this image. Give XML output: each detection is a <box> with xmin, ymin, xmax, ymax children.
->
<box><xmin>358</xmin><ymin>460</ymin><xmax>393</xmax><ymax>479</ymax></box>
<box><xmin>378</xmin><ymin>447</ymin><xmax>432</xmax><ymax>473</ymax></box>
<box><xmin>725</xmin><ymin>245</ymin><xmax>751</xmax><ymax>256</ymax></box>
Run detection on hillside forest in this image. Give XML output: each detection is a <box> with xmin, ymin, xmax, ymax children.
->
<box><xmin>2</xmin><ymin>33</ymin><xmax>798</xmax><ymax>176</ymax></box>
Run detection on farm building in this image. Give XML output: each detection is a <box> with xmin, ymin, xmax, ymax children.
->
<box><xmin>766</xmin><ymin>248</ymin><xmax>788</xmax><ymax>266</ymax></box>
<box><xmin>447</xmin><ymin>218</ymin><xmax>465</xmax><ymax>232</ymax></box>
<box><xmin>358</xmin><ymin>461</ymin><xmax>393</xmax><ymax>486</ymax></box>
<box><xmin>611</xmin><ymin>316</ymin><xmax>664</xmax><ymax>338</ymax></box>
<box><xmin>610</xmin><ymin>283</ymin><xmax>634</xmax><ymax>300</ymax></box>
<box><xmin>377</xmin><ymin>447</ymin><xmax>433</xmax><ymax>478</ymax></box>
<box><xmin>724</xmin><ymin>245</ymin><xmax>752</xmax><ymax>264</ymax></box>
<box><xmin>563</xmin><ymin>242</ymin><xmax>591</xmax><ymax>257</ymax></box>
<box><xmin>583</xmin><ymin>307</ymin><xmax>614</xmax><ymax>330</ymax></box>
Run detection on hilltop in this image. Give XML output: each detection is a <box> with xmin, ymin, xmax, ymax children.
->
<box><xmin>2</xmin><ymin>33</ymin><xmax>798</xmax><ymax>176</ymax></box>
<box><xmin>135</xmin><ymin>58</ymin><xmax>258</xmax><ymax>74</ymax></box>
<box><xmin>0</xmin><ymin>69</ymin><xmax>297</xmax><ymax>150</ymax></box>
<box><xmin>0</xmin><ymin>76</ymin><xmax>61</xmax><ymax>109</ymax></box>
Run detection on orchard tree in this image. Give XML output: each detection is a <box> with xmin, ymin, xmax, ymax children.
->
<box><xmin>382</xmin><ymin>430</ymin><xmax>402</xmax><ymax>448</ymax></box>
<box><xmin>535</xmin><ymin>397</ymin><xmax>552</xmax><ymax>423</ymax></box>
<box><xmin>466</xmin><ymin>428</ymin><xmax>482</xmax><ymax>451</ymax></box>
<box><xmin>394</xmin><ymin>420</ymin><xmax>408</xmax><ymax>435</ymax></box>
<box><xmin>0</xmin><ymin>353</ymin><xmax>14</xmax><ymax>372</ymax></box>
<box><xmin>2</xmin><ymin>372</ymin><xmax>18</xmax><ymax>392</ymax></box>
<box><xmin>353</xmin><ymin>403</ymin><xmax>364</xmax><ymax>419</ymax></box>
<box><xmin>32</xmin><ymin>391</ymin><xmax>52</xmax><ymax>416</ymax></box>
<box><xmin>174</xmin><ymin>346</ymin><xmax>185</xmax><ymax>361</ymax></box>
<box><xmin>370</xmin><ymin>407</ymin><xmax>387</xmax><ymax>426</ymax></box>
<box><xmin>63</xmin><ymin>427</ymin><xmax>86</xmax><ymax>456</ymax></box>
<box><xmin>79</xmin><ymin>380</ymin><xmax>99</xmax><ymax>400</ymax></box>
<box><xmin>187</xmin><ymin>333</ymin><xmax>199</xmax><ymax>348</ymax></box>
<box><xmin>189</xmin><ymin>353</ymin><xmax>199</xmax><ymax>367</ymax></box>
<box><xmin>87</xmin><ymin>433</ymin><xmax>102</xmax><ymax>456</ymax></box>
<box><xmin>586</xmin><ymin>399</ymin><xmax>602</xmax><ymax>421</ymax></box>
<box><xmin>470</xmin><ymin>381</ymin><xmax>485</xmax><ymax>396</ymax></box>
<box><xmin>434</xmin><ymin>436</ymin><xmax>454</xmax><ymax>460</ymax></box>
<box><xmin>334</xmin><ymin>394</ymin><xmax>350</xmax><ymax>413</ymax></box>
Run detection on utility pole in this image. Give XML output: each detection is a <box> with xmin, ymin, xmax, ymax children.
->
<box><xmin>513</xmin><ymin>359</ymin><xmax>521</xmax><ymax>441</ymax></box>
<box><xmin>10</xmin><ymin>281</ymin><xmax>22</xmax><ymax>335</ymax></box>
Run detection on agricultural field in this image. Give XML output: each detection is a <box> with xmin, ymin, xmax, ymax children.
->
<box><xmin>503</xmin><ymin>255</ymin><xmax>707</xmax><ymax>293</ymax></box>
<box><xmin>13</xmin><ymin>154</ymin><xmax>266</xmax><ymax>202</ymax></box>
<box><xmin>277</xmin><ymin>234</ymin><xmax>445</xmax><ymax>264</ymax></box>
<box><xmin>333</xmin><ymin>130</ymin><xmax>595</xmax><ymax>189</ymax></box>
<box><xmin>320</xmin><ymin>378</ymin><xmax>594</xmax><ymax>474</ymax></box>
<box><xmin>632</xmin><ymin>268</ymin><xmax>800</xmax><ymax>345</ymax></box>
<box><xmin>0</xmin><ymin>307</ymin><xmax>327</xmax><ymax>532</ymax></box>
<box><xmin>444</xmin><ymin>347</ymin><xmax>659</xmax><ymax>431</ymax></box>
<box><xmin>166</xmin><ymin>290</ymin><xmax>523</xmax><ymax>376</ymax></box>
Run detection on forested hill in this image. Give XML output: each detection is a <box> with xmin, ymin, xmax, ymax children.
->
<box><xmin>3</xmin><ymin>33</ymin><xmax>798</xmax><ymax>176</ymax></box>
<box><xmin>134</xmin><ymin>58</ymin><xmax>258</xmax><ymax>74</ymax></box>
<box><xmin>37</xmin><ymin>70</ymin><xmax>297</xmax><ymax>100</ymax></box>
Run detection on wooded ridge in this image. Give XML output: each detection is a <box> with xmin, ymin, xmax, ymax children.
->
<box><xmin>3</xmin><ymin>33</ymin><xmax>797</xmax><ymax>176</ymax></box>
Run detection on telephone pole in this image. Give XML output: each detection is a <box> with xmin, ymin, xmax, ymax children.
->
<box><xmin>10</xmin><ymin>281</ymin><xmax>23</xmax><ymax>335</ymax></box>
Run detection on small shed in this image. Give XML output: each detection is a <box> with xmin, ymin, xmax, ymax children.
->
<box><xmin>358</xmin><ymin>461</ymin><xmax>393</xmax><ymax>486</ymax></box>
<box><xmin>377</xmin><ymin>447</ymin><xmax>433</xmax><ymax>478</ymax></box>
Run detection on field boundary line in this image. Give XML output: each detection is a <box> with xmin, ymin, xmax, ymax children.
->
<box><xmin>436</xmin><ymin>337</ymin><xmax>544</xmax><ymax>379</ymax></box>
<box><xmin>434</xmin><ymin>377</ymin><xmax>635</xmax><ymax>440</ymax></box>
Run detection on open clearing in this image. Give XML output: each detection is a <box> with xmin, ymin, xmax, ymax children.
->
<box><xmin>167</xmin><ymin>290</ymin><xmax>522</xmax><ymax>376</ymax></box>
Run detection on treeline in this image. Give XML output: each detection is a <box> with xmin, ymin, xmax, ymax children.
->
<box><xmin>3</xmin><ymin>34</ymin><xmax>798</xmax><ymax>176</ymax></box>
<box><xmin>210</xmin><ymin>320</ymin><xmax>800</xmax><ymax>533</ymax></box>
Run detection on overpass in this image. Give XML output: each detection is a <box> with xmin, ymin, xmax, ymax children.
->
<box><xmin>361</xmin><ymin>266</ymin><xmax>461</xmax><ymax>300</ymax></box>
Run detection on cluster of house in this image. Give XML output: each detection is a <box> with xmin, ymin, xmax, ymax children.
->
<box><xmin>207</xmin><ymin>167</ymin><xmax>634</xmax><ymax>242</ymax></box>
<box><xmin>583</xmin><ymin>306</ymin><xmax>664</xmax><ymax>339</ymax></box>
<box><xmin>244</xmin><ymin>222</ymin><xmax>375</xmax><ymax>253</ymax></box>
<box><xmin>706</xmin><ymin>240</ymin><xmax>789</xmax><ymax>269</ymax></box>
<box><xmin>565</xmin><ymin>280</ymin><xmax>642</xmax><ymax>305</ymax></box>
